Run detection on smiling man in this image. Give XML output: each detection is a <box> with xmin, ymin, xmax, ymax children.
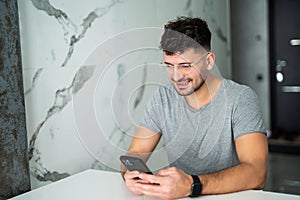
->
<box><xmin>121</xmin><ymin>16</ymin><xmax>268</xmax><ymax>200</ymax></box>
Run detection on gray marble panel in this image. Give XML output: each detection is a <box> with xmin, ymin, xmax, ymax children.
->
<box><xmin>0</xmin><ymin>0</ymin><xmax>30</xmax><ymax>199</ymax></box>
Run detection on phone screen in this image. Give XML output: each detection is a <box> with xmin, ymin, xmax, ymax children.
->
<box><xmin>120</xmin><ymin>155</ymin><xmax>153</xmax><ymax>174</ymax></box>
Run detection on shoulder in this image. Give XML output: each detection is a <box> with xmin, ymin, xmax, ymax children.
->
<box><xmin>152</xmin><ymin>84</ymin><xmax>179</xmax><ymax>101</ymax></box>
<box><xmin>223</xmin><ymin>79</ymin><xmax>253</xmax><ymax>93</ymax></box>
<box><xmin>223</xmin><ymin>79</ymin><xmax>258</xmax><ymax>101</ymax></box>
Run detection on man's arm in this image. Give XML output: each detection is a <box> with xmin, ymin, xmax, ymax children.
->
<box><xmin>199</xmin><ymin>132</ymin><xmax>268</xmax><ymax>194</ymax></box>
<box><xmin>135</xmin><ymin>132</ymin><xmax>268</xmax><ymax>199</ymax></box>
<box><xmin>127</xmin><ymin>126</ymin><xmax>161</xmax><ymax>157</ymax></box>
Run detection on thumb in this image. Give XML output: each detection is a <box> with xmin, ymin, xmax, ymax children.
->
<box><xmin>156</xmin><ymin>167</ymin><xmax>176</xmax><ymax>176</ymax></box>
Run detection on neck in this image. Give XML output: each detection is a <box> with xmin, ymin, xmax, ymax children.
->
<box><xmin>185</xmin><ymin>76</ymin><xmax>222</xmax><ymax>110</ymax></box>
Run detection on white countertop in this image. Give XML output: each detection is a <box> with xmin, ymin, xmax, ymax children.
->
<box><xmin>9</xmin><ymin>169</ymin><xmax>300</xmax><ymax>200</ymax></box>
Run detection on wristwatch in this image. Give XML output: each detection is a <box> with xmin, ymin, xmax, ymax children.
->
<box><xmin>189</xmin><ymin>175</ymin><xmax>202</xmax><ymax>197</ymax></box>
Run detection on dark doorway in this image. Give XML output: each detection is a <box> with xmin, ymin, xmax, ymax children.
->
<box><xmin>269</xmin><ymin>0</ymin><xmax>300</xmax><ymax>154</ymax></box>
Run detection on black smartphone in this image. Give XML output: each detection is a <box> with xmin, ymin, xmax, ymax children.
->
<box><xmin>120</xmin><ymin>155</ymin><xmax>153</xmax><ymax>174</ymax></box>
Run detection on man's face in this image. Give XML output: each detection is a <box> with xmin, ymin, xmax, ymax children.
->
<box><xmin>163</xmin><ymin>48</ymin><xmax>211</xmax><ymax>96</ymax></box>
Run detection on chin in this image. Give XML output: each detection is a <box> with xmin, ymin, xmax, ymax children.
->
<box><xmin>175</xmin><ymin>87</ymin><xmax>195</xmax><ymax>96</ymax></box>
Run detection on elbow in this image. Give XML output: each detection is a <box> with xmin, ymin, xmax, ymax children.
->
<box><xmin>244</xmin><ymin>161</ymin><xmax>268</xmax><ymax>190</ymax></box>
<box><xmin>253</xmin><ymin>165</ymin><xmax>268</xmax><ymax>190</ymax></box>
<box><xmin>256</xmin><ymin>176</ymin><xmax>266</xmax><ymax>190</ymax></box>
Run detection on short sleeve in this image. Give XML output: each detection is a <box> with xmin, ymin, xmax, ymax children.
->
<box><xmin>232</xmin><ymin>87</ymin><xmax>267</xmax><ymax>139</ymax></box>
<box><xmin>140</xmin><ymin>89</ymin><xmax>165</xmax><ymax>134</ymax></box>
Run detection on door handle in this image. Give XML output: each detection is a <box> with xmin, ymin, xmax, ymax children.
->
<box><xmin>275</xmin><ymin>59</ymin><xmax>286</xmax><ymax>83</ymax></box>
<box><xmin>290</xmin><ymin>39</ymin><xmax>300</xmax><ymax>46</ymax></box>
<box><xmin>282</xmin><ymin>86</ymin><xmax>300</xmax><ymax>93</ymax></box>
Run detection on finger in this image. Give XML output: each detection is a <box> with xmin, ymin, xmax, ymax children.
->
<box><xmin>156</xmin><ymin>167</ymin><xmax>177</xmax><ymax>176</ymax></box>
<box><xmin>135</xmin><ymin>183</ymin><xmax>165</xmax><ymax>199</ymax></box>
<box><xmin>124</xmin><ymin>176</ymin><xmax>143</xmax><ymax>195</ymax></box>
<box><xmin>138</xmin><ymin>173</ymin><xmax>162</xmax><ymax>185</ymax></box>
<box><xmin>136</xmin><ymin>179</ymin><xmax>152</xmax><ymax>184</ymax></box>
<box><xmin>135</xmin><ymin>182</ymin><xmax>161</xmax><ymax>192</ymax></box>
<box><xmin>128</xmin><ymin>184</ymin><xmax>144</xmax><ymax>195</ymax></box>
<box><xmin>156</xmin><ymin>168</ymin><xmax>170</xmax><ymax>176</ymax></box>
<box><xmin>124</xmin><ymin>171</ymin><xmax>140</xmax><ymax>180</ymax></box>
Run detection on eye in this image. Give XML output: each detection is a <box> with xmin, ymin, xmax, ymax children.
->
<box><xmin>165</xmin><ymin>64</ymin><xmax>173</xmax><ymax>68</ymax></box>
<box><xmin>179</xmin><ymin>64</ymin><xmax>192</xmax><ymax>68</ymax></box>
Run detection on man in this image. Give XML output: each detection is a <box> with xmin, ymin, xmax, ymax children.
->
<box><xmin>122</xmin><ymin>16</ymin><xmax>268</xmax><ymax>199</ymax></box>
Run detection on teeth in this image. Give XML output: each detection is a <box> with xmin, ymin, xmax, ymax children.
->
<box><xmin>181</xmin><ymin>81</ymin><xmax>189</xmax><ymax>84</ymax></box>
<box><xmin>177</xmin><ymin>81</ymin><xmax>189</xmax><ymax>86</ymax></box>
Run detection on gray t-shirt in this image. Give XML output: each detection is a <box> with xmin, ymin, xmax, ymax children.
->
<box><xmin>141</xmin><ymin>79</ymin><xmax>266</xmax><ymax>175</ymax></box>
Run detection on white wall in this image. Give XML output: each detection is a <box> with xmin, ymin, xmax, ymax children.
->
<box><xmin>18</xmin><ymin>0</ymin><xmax>230</xmax><ymax>189</ymax></box>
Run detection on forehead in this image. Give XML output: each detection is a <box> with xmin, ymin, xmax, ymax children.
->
<box><xmin>163</xmin><ymin>48</ymin><xmax>203</xmax><ymax>63</ymax></box>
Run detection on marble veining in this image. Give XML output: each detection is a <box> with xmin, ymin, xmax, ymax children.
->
<box><xmin>92</xmin><ymin>63</ymin><xmax>148</xmax><ymax>171</ymax></box>
<box><xmin>133</xmin><ymin>64</ymin><xmax>147</xmax><ymax>109</ymax></box>
<box><xmin>185</xmin><ymin>0</ymin><xmax>192</xmax><ymax>9</ymax></box>
<box><xmin>185</xmin><ymin>0</ymin><xmax>193</xmax><ymax>17</ymax></box>
<box><xmin>203</xmin><ymin>0</ymin><xmax>227</xmax><ymax>43</ymax></box>
<box><xmin>215</xmin><ymin>27</ymin><xmax>227</xmax><ymax>43</ymax></box>
<box><xmin>28</xmin><ymin>65</ymin><xmax>95</xmax><ymax>181</ymax></box>
<box><xmin>24</xmin><ymin>0</ymin><xmax>127</xmax><ymax>184</ymax></box>
<box><xmin>32</xmin><ymin>149</ymin><xmax>70</xmax><ymax>182</ymax></box>
<box><xmin>30</xmin><ymin>0</ymin><xmax>125</xmax><ymax>67</ymax></box>
<box><xmin>29</xmin><ymin>65</ymin><xmax>95</xmax><ymax>159</ymax></box>
<box><xmin>24</xmin><ymin>68</ymin><xmax>43</xmax><ymax>96</ymax></box>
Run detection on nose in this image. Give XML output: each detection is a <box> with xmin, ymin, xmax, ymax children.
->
<box><xmin>171</xmin><ymin>68</ymin><xmax>184</xmax><ymax>82</ymax></box>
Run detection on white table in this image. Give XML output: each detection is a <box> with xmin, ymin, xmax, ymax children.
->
<box><xmin>9</xmin><ymin>169</ymin><xmax>300</xmax><ymax>200</ymax></box>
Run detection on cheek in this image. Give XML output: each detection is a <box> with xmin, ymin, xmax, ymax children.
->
<box><xmin>186</xmin><ymin>72</ymin><xmax>205</xmax><ymax>87</ymax></box>
<box><xmin>195</xmin><ymin>67</ymin><xmax>207</xmax><ymax>79</ymax></box>
<box><xmin>187</xmin><ymin>70</ymin><xmax>203</xmax><ymax>81</ymax></box>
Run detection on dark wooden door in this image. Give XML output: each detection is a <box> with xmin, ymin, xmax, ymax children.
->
<box><xmin>270</xmin><ymin>0</ymin><xmax>300</xmax><ymax>142</ymax></box>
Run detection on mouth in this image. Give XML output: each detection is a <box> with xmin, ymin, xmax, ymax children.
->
<box><xmin>175</xmin><ymin>80</ymin><xmax>191</xmax><ymax>89</ymax></box>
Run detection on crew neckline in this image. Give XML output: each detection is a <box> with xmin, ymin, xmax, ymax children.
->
<box><xmin>181</xmin><ymin>78</ymin><xmax>225</xmax><ymax>113</ymax></box>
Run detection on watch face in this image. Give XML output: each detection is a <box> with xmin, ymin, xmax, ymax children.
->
<box><xmin>190</xmin><ymin>183</ymin><xmax>202</xmax><ymax>197</ymax></box>
<box><xmin>189</xmin><ymin>175</ymin><xmax>202</xmax><ymax>197</ymax></box>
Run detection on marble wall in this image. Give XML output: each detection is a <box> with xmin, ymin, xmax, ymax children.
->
<box><xmin>17</xmin><ymin>0</ymin><xmax>230</xmax><ymax>189</ymax></box>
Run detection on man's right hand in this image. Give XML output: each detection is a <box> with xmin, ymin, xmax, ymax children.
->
<box><xmin>123</xmin><ymin>171</ymin><xmax>146</xmax><ymax>195</ymax></box>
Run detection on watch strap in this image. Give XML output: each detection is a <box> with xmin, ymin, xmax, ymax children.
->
<box><xmin>189</xmin><ymin>175</ymin><xmax>202</xmax><ymax>197</ymax></box>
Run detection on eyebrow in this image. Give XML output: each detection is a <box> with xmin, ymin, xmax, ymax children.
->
<box><xmin>164</xmin><ymin>61</ymin><xmax>192</xmax><ymax>65</ymax></box>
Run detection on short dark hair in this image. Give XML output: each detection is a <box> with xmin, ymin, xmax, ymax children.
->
<box><xmin>160</xmin><ymin>16</ymin><xmax>211</xmax><ymax>55</ymax></box>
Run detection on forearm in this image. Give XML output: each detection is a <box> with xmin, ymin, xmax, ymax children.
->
<box><xmin>199</xmin><ymin>162</ymin><xmax>267</xmax><ymax>195</ymax></box>
<box><xmin>126</xmin><ymin>126</ymin><xmax>161</xmax><ymax>162</ymax></box>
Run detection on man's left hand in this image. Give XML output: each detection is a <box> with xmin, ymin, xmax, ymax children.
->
<box><xmin>135</xmin><ymin>167</ymin><xmax>192</xmax><ymax>200</ymax></box>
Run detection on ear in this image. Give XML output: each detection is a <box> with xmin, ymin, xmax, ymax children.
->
<box><xmin>206</xmin><ymin>52</ymin><xmax>215</xmax><ymax>70</ymax></box>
